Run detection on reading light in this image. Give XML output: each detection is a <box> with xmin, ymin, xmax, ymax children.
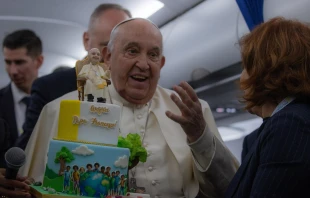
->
<box><xmin>216</xmin><ymin>107</ymin><xmax>237</xmax><ymax>113</ymax></box>
<box><xmin>131</xmin><ymin>0</ymin><xmax>164</xmax><ymax>18</ymax></box>
<box><xmin>226</xmin><ymin>108</ymin><xmax>236</xmax><ymax>113</ymax></box>
<box><xmin>216</xmin><ymin>108</ymin><xmax>225</xmax><ymax>113</ymax></box>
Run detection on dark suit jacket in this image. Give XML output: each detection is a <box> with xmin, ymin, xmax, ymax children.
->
<box><xmin>225</xmin><ymin>100</ymin><xmax>310</xmax><ymax>198</ymax></box>
<box><xmin>0</xmin><ymin>118</ymin><xmax>10</xmax><ymax>168</ymax></box>
<box><xmin>241</xmin><ymin>129</ymin><xmax>258</xmax><ymax>162</ymax></box>
<box><xmin>0</xmin><ymin>84</ymin><xmax>18</xmax><ymax>149</ymax></box>
<box><xmin>15</xmin><ymin>68</ymin><xmax>77</xmax><ymax>149</ymax></box>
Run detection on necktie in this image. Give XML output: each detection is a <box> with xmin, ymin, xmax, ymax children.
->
<box><xmin>20</xmin><ymin>96</ymin><xmax>30</xmax><ymax>135</ymax></box>
<box><xmin>21</xmin><ymin>96</ymin><xmax>30</xmax><ymax>111</ymax></box>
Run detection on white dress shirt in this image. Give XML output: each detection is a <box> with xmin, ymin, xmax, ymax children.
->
<box><xmin>11</xmin><ymin>83</ymin><xmax>29</xmax><ymax>135</ymax></box>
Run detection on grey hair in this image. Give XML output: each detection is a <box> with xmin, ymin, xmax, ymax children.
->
<box><xmin>88</xmin><ymin>4</ymin><xmax>132</xmax><ymax>31</ymax></box>
<box><xmin>107</xmin><ymin>18</ymin><xmax>161</xmax><ymax>52</ymax></box>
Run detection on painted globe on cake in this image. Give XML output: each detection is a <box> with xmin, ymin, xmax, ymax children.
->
<box><xmin>79</xmin><ymin>172</ymin><xmax>110</xmax><ymax>196</ymax></box>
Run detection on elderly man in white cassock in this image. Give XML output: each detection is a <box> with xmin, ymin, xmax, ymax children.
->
<box><xmin>77</xmin><ymin>48</ymin><xmax>110</xmax><ymax>102</ymax></box>
<box><xmin>19</xmin><ymin>18</ymin><xmax>239</xmax><ymax>198</ymax></box>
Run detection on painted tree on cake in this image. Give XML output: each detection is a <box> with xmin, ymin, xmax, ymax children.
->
<box><xmin>54</xmin><ymin>146</ymin><xmax>75</xmax><ymax>175</ymax></box>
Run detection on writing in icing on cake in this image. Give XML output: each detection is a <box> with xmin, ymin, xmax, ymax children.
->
<box><xmin>71</xmin><ymin>105</ymin><xmax>116</xmax><ymax>129</ymax></box>
<box><xmin>90</xmin><ymin>105</ymin><xmax>109</xmax><ymax>115</ymax></box>
<box><xmin>72</xmin><ymin>116</ymin><xmax>88</xmax><ymax>125</ymax></box>
<box><xmin>72</xmin><ymin>116</ymin><xmax>117</xmax><ymax>129</ymax></box>
<box><xmin>91</xmin><ymin>118</ymin><xmax>117</xmax><ymax>129</ymax></box>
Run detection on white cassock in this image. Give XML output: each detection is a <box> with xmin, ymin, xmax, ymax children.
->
<box><xmin>77</xmin><ymin>63</ymin><xmax>110</xmax><ymax>100</ymax></box>
<box><xmin>19</xmin><ymin>81</ymin><xmax>239</xmax><ymax>198</ymax></box>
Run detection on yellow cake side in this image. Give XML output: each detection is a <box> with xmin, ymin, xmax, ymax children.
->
<box><xmin>57</xmin><ymin>100</ymin><xmax>80</xmax><ymax>141</ymax></box>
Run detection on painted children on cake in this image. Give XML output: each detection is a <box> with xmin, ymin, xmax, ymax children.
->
<box><xmin>114</xmin><ymin>171</ymin><xmax>121</xmax><ymax>194</ymax></box>
<box><xmin>77</xmin><ymin>48</ymin><xmax>111</xmax><ymax>103</ymax></box>
<box><xmin>101</xmin><ymin>166</ymin><xmax>106</xmax><ymax>175</ymax></box>
<box><xmin>105</xmin><ymin>166</ymin><xmax>111</xmax><ymax>177</ymax></box>
<box><xmin>94</xmin><ymin>162</ymin><xmax>100</xmax><ymax>172</ymax></box>
<box><xmin>43</xmin><ymin>141</ymin><xmax>129</xmax><ymax>197</ymax></box>
<box><xmin>61</xmin><ymin>162</ymin><xmax>125</xmax><ymax>196</ymax></box>
<box><xmin>119</xmin><ymin>175</ymin><xmax>126</xmax><ymax>195</ymax></box>
<box><xmin>62</xmin><ymin>166</ymin><xmax>71</xmax><ymax>193</ymax></box>
<box><xmin>72</xmin><ymin>165</ymin><xmax>80</xmax><ymax>194</ymax></box>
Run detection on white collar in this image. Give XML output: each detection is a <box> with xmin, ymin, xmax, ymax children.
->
<box><xmin>90</xmin><ymin>62</ymin><xmax>99</xmax><ymax>66</ymax></box>
<box><xmin>11</xmin><ymin>82</ymin><xmax>29</xmax><ymax>104</ymax></box>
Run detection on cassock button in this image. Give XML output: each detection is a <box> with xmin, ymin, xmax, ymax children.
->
<box><xmin>152</xmin><ymin>180</ymin><xmax>156</xmax><ymax>185</ymax></box>
<box><xmin>148</xmin><ymin>166</ymin><xmax>153</xmax><ymax>171</ymax></box>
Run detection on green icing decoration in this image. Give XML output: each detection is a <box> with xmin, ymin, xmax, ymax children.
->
<box><xmin>117</xmin><ymin>133</ymin><xmax>147</xmax><ymax>166</ymax></box>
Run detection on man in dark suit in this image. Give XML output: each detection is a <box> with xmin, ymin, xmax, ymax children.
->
<box><xmin>15</xmin><ymin>4</ymin><xmax>132</xmax><ymax>149</ymax></box>
<box><xmin>0</xmin><ymin>30</ymin><xmax>43</xmax><ymax>155</ymax></box>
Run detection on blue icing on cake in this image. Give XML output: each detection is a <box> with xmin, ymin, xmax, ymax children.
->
<box><xmin>43</xmin><ymin>140</ymin><xmax>130</xmax><ymax>197</ymax></box>
<box><xmin>38</xmin><ymin>100</ymin><xmax>131</xmax><ymax>198</ymax></box>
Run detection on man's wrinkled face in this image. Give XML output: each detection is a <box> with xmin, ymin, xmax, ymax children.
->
<box><xmin>89</xmin><ymin>48</ymin><xmax>100</xmax><ymax>64</ymax></box>
<box><xmin>3</xmin><ymin>47</ymin><xmax>42</xmax><ymax>92</ymax></box>
<box><xmin>104</xmin><ymin>20</ymin><xmax>165</xmax><ymax>104</ymax></box>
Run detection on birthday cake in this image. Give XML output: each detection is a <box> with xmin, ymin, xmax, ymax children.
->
<box><xmin>40</xmin><ymin>100</ymin><xmax>131</xmax><ymax>197</ymax></box>
<box><xmin>32</xmin><ymin>49</ymin><xmax>148</xmax><ymax>198</ymax></box>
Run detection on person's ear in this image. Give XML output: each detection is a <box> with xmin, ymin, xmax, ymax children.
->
<box><xmin>160</xmin><ymin>56</ymin><xmax>165</xmax><ymax>69</ymax></box>
<box><xmin>102</xmin><ymin>47</ymin><xmax>111</xmax><ymax>70</ymax></box>
<box><xmin>83</xmin><ymin>32</ymin><xmax>90</xmax><ymax>51</ymax></box>
<box><xmin>35</xmin><ymin>55</ymin><xmax>44</xmax><ymax>69</ymax></box>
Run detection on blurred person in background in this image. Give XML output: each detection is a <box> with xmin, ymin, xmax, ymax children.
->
<box><xmin>52</xmin><ymin>65</ymin><xmax>71</xmax><ymax>73</ymax></box>
<box><xmin>226</xmin><ymin>17</ymin><xmax>310</xmax><ymax>197</ymax></box>
<box><xmin>0</xmin><ymin>29</ymin><xmax>43</xmax><ymax>161</ymax></box>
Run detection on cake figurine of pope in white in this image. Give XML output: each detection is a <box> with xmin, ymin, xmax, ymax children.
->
<box><xmin>77</xmin><ymin>48</ymin><xmax>110</xmax><ymax>103</ymax></box>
